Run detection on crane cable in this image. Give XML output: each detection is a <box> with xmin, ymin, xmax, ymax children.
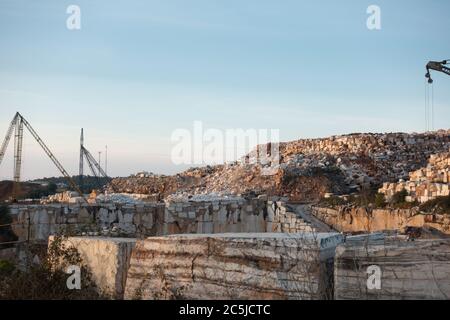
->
<box><xmin>424</xmin><ymin>78</ymin><xmax>435</xmax><ymax>132</ymax></box>
<box><xmin>431</xmin><ymin>81</ymin><xmax>434</xmax><ymax>131</ymax></box>
<box><xmin>425</xmin><ymin>78</ymin><xmax>429</xmax><ymax>131</ymax></box>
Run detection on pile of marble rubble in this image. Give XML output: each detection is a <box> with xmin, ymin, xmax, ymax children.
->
<box><xmin>109</xmin><ymin>131</ymin><xmax>450</xmax><ymax>201</ymax></box>
<box><xmin>379</xmin><ymin>150</ymin><xmax>450</xmax><ymax>203</ymax></box>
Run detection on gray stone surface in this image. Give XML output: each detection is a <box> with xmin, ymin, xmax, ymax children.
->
<box><xmin>48</xmin><ymin>236</ymin><xmax>136</xmax><ymax>299</ymax></box>
<box><xmin>334</xmin><ymin>239</ymin><xmax>450</xmax><ymax>300</ymax></box>
<box><xmin>11</xmin><ymin>199</ymin><xmax>315</xmax><ymax>241</ymax></box>
<box><xmin>124</xmin><ymin>232</ymin><xmax>343</xmax><ymax>300</ymax></box>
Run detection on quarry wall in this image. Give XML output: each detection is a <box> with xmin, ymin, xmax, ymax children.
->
<box><xmin>334</xmin><ymin>239</ymin><xmax>450</xmax><ymax>300</ymax></box>
<box><xmin>124</xmin><ymin>233</ymin><xmax>344</xmax><ymax>300</ymax></box>
<box><xmin>48</xmin><ymin>236</ymin><xmax>136</xmax><ymax>299</ymax></box>
<box><xmin>9</xmin><ymin>198</ymin><xmax>314</xmax><ymax>242</ymax></box>
<box><xmin>42</xmin><ymin>234</ymin><xmax>450</xmax><ymax>300</ymax></box>
<box><xmin>311</xmin><ymin>206</ymin><xmax>450</xmax><ymax>234</ymax></box>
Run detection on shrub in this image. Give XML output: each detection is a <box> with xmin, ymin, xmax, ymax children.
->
<box><xmin>0</xmin><ymin>236</ymin><xmax>106</xmax><ymax>300</ymax></box>
<box><xmin>348</xmin><ymin>187</ymin><xmax>379</xmax><ymax>207</ymax></box>
<box><xmin>0</xmin><ymin>205</ymin><xmax>18</xmax><ymax>247</ymax></box>
<box><xmin>319</xmin><ymin>196</ymin><xmax>347</xmax><ymax>207</ymax></box>
<box><xmin>374</xmin><ymin>193</ymin><xmax>386</xmax><ymax>208</ymax></box>
<box><xmin>0</xmin><ymin>260</ymin><xmax>15</xmax><ymax>276</ymax></box>
<box><xmin>25</xmin><ymin>182</ymin><xmax>59</xmax><ymax>200</ymax></box>
<box><xmin>391</xmin><ymin>189</ymin><xmax>408</xmax><ymax>205</ymax></box>
<box><xmin>389</xmin><ymin>189</ymin><xmax>419</xmax><ymax>209</ymax></box>
<box><xmin>419</xmin><ymin>196</ymin><xmax>450</xmax><ymax>214</ymax></box>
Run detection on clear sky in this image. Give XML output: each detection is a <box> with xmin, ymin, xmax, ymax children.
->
<box><xmin>0</xmin><ymin>0</ymin><xmax>449</xmax><ymax>180</ymax></box>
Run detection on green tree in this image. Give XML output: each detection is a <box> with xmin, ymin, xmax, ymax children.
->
<box><xmin>48</xmin><ymin>182</ymin><xmax>57</xmax><ymax>194</ymax></box>
<box><xmin>391</xmin><ymin>189</ymin><xmax>408</xmax><ymax>205</ymax></box>
<box><xmin>419</xmin><ymin>195</ymin><xmax>450</xmax><ymax>214</ymax></box>
<box><xmin>374</xmin><ymin>193</ymin><xmax>386</xmax><ymax>208</ymax></box>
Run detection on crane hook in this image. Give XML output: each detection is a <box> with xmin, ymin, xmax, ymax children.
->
<box><xmin>425</xmin><ymin>71</ymin><xmax>433</xmax><ymax>84</ymax></box>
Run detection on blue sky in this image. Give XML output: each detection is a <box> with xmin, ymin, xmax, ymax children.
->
<box><xmin>0</xmin><ymin>0</ymin><xmax>449</xmax><ymax>179</ymax></box>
